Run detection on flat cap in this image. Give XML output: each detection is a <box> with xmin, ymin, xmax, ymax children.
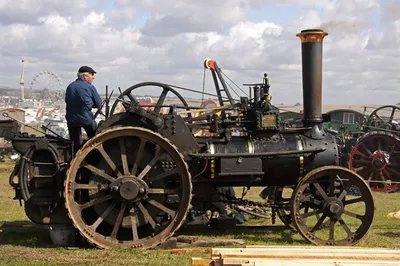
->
<box><xmin>78</xmin><ymin>66</ymin><xmax>96</xmax><ymax>74</ymax></box>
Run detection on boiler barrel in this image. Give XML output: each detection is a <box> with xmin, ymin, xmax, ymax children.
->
<box><xmin>208</xmin><ymin>133</ymin><xmax>338</xmax><ymax>186</ymax></box>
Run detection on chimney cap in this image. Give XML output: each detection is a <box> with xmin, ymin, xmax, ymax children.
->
<box><xmin>297</xmin><ymin>29</ymin><xmax>328</xmax><ymax>43</ymax></box>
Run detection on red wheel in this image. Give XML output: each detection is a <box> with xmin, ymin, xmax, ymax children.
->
<box><xmin>349</xmin><ymin>131</ymin><xmax>400</xmax><ymax>192</ymax></box>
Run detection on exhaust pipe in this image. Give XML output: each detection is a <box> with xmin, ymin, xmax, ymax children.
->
<box><xmin>297</xmin><ymin>29</ymin><xmax>328</xmax><ymax>135</ymax></box>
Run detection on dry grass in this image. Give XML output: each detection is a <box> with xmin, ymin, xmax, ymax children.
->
<box><xmin>0</xmin><ymin>161</ymin><xmax>398</xmax><ymax>265</ymax></box>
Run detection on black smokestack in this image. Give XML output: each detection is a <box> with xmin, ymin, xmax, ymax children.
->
<box><xmin>296</xmin><ymin>29</ymin><xmax>328</xmax><ymax>128</ymax></box>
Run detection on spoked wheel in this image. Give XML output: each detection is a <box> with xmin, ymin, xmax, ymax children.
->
<box><xmin>349</xmin><ymin>131</ymin><xmax>400</xmax><ymax>192</ymax></box>
<box><xmin>110</xmin><ymin>82</ymin><xmax>191</xmax><ymax>116</ymax></box>
<box><xmin>65</xmin><ymin>127</ymin><xmax>192</xmax><ymax>249</ymax></box>
<box><xmin>274</xmin><ymin>186</ymin><xmax>328</xmax><ymax>231</ymax></box>
<box><xmin>367</xmin><ymin>105</ymin><xmax>400</xmax><ymax>130</ymax></box>
<box><xmin>274</xmin><ymin>186</ymin><xmax>296</xmax><ymax>230</ymax></box>
<box><xmin>291</xmin><ymin>166</ymin><xmax>374</xmax><ymax>246</ymax></box>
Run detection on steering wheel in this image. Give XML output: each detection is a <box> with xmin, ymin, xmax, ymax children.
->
<box><xmin>109</xmin><ymin>82</ymin><xmax>191</xmax><ymax>117</ymax></box>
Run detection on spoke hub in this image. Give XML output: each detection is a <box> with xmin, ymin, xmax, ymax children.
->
<box><xmin>323</xmin><ymin>197</ymin><xmax>344</xmax><ymax>218</ymax></box>
<box><xmin>371</xmin><ymin>151</ymin><xmax>389</xmax><ymax>171</ymax></box>
<box><xmin>110</xmin><ymin>176</ymin><xmax>149</xmax><ymax>202</ymax></box>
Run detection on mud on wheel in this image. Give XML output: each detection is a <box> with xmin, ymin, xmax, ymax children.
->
<box><xmin>291</xmin><ymin>166</ymin><xmax>374</xmax><ymax>246</ymax></box>
<box><xmin>65</xmin><ymin>127</ymin><xmax>192</xmax><ymax>249</ymax></box>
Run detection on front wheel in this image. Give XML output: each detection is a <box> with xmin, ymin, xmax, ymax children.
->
<box><xmin>291</xmin><ymin>166</ymin><xmax>374</xmax><ymax>246</ymax></box>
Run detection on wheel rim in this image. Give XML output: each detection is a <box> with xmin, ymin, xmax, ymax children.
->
<box><xmin>110</xmin><ymin>82</ymin><xmax>190</xmax><ymax>116</ymax></box>
<box><xmin>291</xmin><ymin>166</ymin><xmax>374</xmax><ymax>246</ymax></box>
<box><xmin>65</xmin><ymin>127</ymin><xmax>192</xmax><ymax>248</ymax></box>
<box><xmin>349</xmin><ymin>132</ymin><xmax>400</xmax><ymax>192</ymax></box>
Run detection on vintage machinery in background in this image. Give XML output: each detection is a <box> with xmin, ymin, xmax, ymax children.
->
<box><xmin>348</xmin><ymin>105</ymin><xmax>400</xmax><ymax>192</ymax></box>
<box><xmin>0</xmin><ymin>120</ymin><xmax>19</xmax><ymax>161</ymax></box>
<box><xmin>309</xmin><ymin>104</ymin><xmax>400</xmax><ymax>193</ymax></box>
<box><xmin>5</xmin><ymin>29</ymin><xmax>375</xmax><ymax>249</ymax></box>
<box><xmin>321</xmin><ymin>109</ymin><xmax>365</xmax><ymax>173</ymax></box>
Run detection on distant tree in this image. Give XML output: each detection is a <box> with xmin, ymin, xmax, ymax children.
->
<box><xmin>294</xmin><ymin>102</ymin><xmax>301</xmax><ymax>106</ymax></box>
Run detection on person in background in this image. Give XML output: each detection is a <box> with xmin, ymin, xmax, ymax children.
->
<box><xmin>65</xmin><ymin>66</ymin><xmax>102</xmax><ymax>153</ymax></box>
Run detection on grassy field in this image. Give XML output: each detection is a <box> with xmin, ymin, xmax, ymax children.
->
<box><xmin>0</xmin><ymin>160</ymin><xmax>399</xmax><ymax>265</ymax></box>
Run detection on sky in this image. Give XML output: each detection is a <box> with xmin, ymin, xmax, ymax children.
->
<box><xmin>0</xmin><ymin>0</ymin><xmax>399</xmax><ymax>105</ymax></box>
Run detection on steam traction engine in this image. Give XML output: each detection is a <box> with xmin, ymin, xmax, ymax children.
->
<box><xmin>8</xmin><ymin>30</ymin><xmax>374</xmax><ymax>248</ymax></box>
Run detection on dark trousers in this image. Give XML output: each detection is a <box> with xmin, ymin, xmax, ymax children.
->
<box><xmin>68</xmin><ymin>123</ymin><xmax>97</xmax><ymax>153</ymax></box>
<box><xmin>260</xmin><ymin>186</ymin><xmax>276</xmax><ymax>204</ymax></box>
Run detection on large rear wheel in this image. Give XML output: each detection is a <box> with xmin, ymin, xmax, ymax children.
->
<box><xmin>65</xmin><ymin>127</ymin><xmax>192</xmax><ymax>248</ymax></box>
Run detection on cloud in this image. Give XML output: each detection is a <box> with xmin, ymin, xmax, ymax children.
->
<box><xmin>0</xmin><ymin>0</ymin><xmax>399</xmax><ymax>105</ymax></box>
<box><xmin>381</xmin><ymin>0</ymin><xmax>400</xmax><ymax>22</ymax></box>
<box><xmin>0</xmin><ymin>0</ymin><xmax>91</xmax><ymax>25</ymax></box>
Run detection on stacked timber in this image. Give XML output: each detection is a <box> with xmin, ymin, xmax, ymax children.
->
<box><xmin>192</xmin><ymin>246</ymin><xmax>400</xmax><ymax>266</ymax></box>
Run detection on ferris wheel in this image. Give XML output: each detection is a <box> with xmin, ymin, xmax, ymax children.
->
<box><xmin>30</xmin><ymin>70</ymin><xmax>62</xmax><ymax>91</ymax></box>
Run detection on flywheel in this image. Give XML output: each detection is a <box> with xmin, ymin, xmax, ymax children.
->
<box><xmin>65</xmin><ymin>127</ymin><xmax>192</xmax><ymax>249</ymax></box>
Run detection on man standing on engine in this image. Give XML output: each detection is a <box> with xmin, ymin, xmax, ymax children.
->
<box><xmin>65</xmin><ymin>66</ymin><xmax>102</xmax><ymax>152</ymax></box>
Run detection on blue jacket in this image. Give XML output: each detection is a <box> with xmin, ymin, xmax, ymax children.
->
<box><xmin>65</xmin><ymin>78</ymin><xmax>102</xmax><ymax>126</ymax></box>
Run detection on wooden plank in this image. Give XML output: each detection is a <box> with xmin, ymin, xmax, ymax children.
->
<box><xmin>212</xmin><ymin>247</ymin><xmax>400</xmax><ymax>259</ymax></box>
<box><xmin>245</xmin><ymin>245</ymin><xmax>398</xmax><ymax>251</ymax></box>
<box><xmin>214</xmin><ymin>247</ymin><xmax>400</xmax><ymax>255</ymax></box>
<box><xmin>177</xmin><ymin>235</ymin><xmax>200</xmax><ymax>243</ymax></box>
<box><xmin>235</xmin><ymin>258</ymin><xmax>400</xmax><ymax>266</ymax></box>
<box><xmin>191</xmin><ymin>257</ymin><xmax>214</xmax><ymax>265</ymax></box>
<box><xmin>191</xmin><ymin>257</ymin><xmax>221</xmax><ymax>266</ymax></box>
<box><xmin>198</xmin><ymin>258</ymin><xmax>400</xmax><ymax>266</ymax></box>
<box><xmin>199</xmin><ymin>247</ymin><xmax>400</xmax><ymax>266</ymax></box>
<box><xmin>192</xmin><ymin>239</ymin><xmax>245</xmax><ymax>247</ymax></box>
<box><xmin>169</xmin><ymin>248</ymin><xmax>210</xmax><ymax>254</ymax></box>
<box><xmin>214</xmin><ymin>253</ymin><xmax>400</xmax><ymax>261</ymax></box>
